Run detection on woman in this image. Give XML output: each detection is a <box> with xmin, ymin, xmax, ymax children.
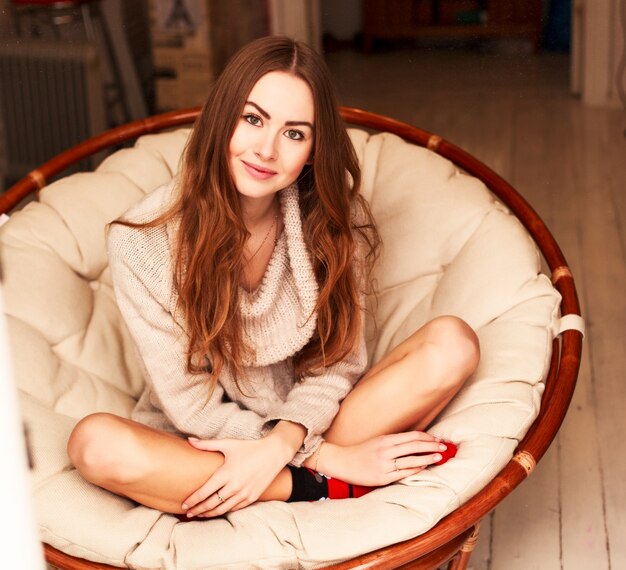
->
<box><xmin>68</xmin><ymin>36</ymin><xmax>479</xmax><ymax>520</ymax></box>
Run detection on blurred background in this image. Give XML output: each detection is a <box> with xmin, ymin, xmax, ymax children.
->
<box><xmin>0</xmin><ymin>0</ymin><xmax>622</xmax><ymax>191</ymax></box>
<box><xmin>1</xmin><ymin>2</ymin><xmax>626</xmax><ymax>570</ymax></box>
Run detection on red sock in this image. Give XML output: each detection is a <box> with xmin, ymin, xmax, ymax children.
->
<box><xmin>288</xmin><ymin>465</ymin><xmax>374</xmax><ymax>501</ymax></box>
<box><xmin>322</xmin><ymin>471</ymin><xmax>375</xmax><ymax>499</ymax></box>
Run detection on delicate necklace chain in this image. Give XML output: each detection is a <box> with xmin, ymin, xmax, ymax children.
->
<box><xmin>245</xmin><ymin>214</ymin><xmax>278</xmax><ymax>266</ymax></box>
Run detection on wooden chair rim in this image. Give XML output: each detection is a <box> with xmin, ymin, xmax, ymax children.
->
<box><xmin>0</xmin><ymin>107</ymin><xmax>583</xmax><ymax>570</ymax></box>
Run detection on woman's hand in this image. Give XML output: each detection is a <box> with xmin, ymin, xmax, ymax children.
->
<box><xmin>318</xmin><ymin>431</ymin><xmax>448</xmax><ymax>486</ymax></box>
<box><xmin>181</xmin><ymin>420</ymin><xmax>305</xmax><ymax>518</ymax></box>
<box><xmin>181</xmin><ymin>435</ymin><xmax>291</xmax><ymax>518</ymax></box>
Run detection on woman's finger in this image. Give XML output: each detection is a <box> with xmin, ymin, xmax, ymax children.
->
<box><xmin>185</xmin><ymin>490</ymin><xmax>226</xmax><ymax>517</ymax></box>
<box><xmin>182</xmin><ymin>469</ymin><xmax>228</xmax><ymax>510</ymax></box>
<box><xmin>190</xmin><ymin>479</ymin><xmax>241</xmax><ymax>517</ymax></box>
<box><xmin>187</xmin><ymin>437</ymin><xmax>228</xmax><ymax>453</ymax></box>
<box><xmin>390</xmin><ymin>439</ymin><xmax>448</xmax><ymax>459</ymax></box>
<box><xmin>198</xmin><ymin>489</ymin><xmax>250</xmax><ymax>518</ymax></box>
<box><xmin>381</xmin><ymin>431</ymin><xmax>439</xmax><ymax>448</ymax></box>
<box><xmin>200</xmin><ymin>497</ymin><xmax>247</xmax><ymax>518</ymax></box>
<box><xmin>393</xmin><ymin>452</ymin><xmax>443</xmax><ymax>472</ymax></box>
<box><xmin>385</xmin><ymin>467</ymin><xmax>424</xmax><ymax>483</ymax></box>
<box><xmin>411</xmin><ymin>431</ymin><xmax>439</xmax><ymax>442</ymax></box>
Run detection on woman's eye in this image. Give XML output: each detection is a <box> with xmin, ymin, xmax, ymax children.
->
<box><xmin>285</xmin><ymin>129</ymin><xmax>304</xmax><ymax>141</ymax></box>
<box><xmin>244</xmin><ymin>114</ymin><xmax>262</xmax><ymax>126</ymax></box>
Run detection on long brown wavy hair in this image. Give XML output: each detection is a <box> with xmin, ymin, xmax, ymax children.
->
<box><xmin>120</xmin><ymin>36</ymin><xmax>380</xmax><ymax>392</ymax></box>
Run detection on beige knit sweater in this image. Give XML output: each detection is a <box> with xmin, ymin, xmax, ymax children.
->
<box><xmin>107</xmin><ymin>181</ymin><xmax>367</xmax><ymax>466</ymax></box>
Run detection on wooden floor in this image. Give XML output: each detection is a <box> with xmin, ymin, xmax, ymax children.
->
<box><xmin>326</xmin><ymin>46</ymin><xmax>626</xmax><ymax>570</ymax></box>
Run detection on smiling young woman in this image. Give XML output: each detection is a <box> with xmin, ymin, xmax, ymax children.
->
<box><xmin>228</xmin><ymin>70</ymin><xmax>315</xmax><ymax>291</ymax></box>
<box><xmin>67</xmin><ymin>36</ymin><xmax>479</xmax><ymax>520</ymax></box>
<box><xmin>229</xmin><ymin>72</ymin><xmax>315</xmax><ymax>202</ymax></box>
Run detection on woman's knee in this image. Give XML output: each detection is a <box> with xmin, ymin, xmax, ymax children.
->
<box><xmin>67</xmin><ymin>413</ymin><xmax>143</xmax><ymax>486</ymax></box>
<box><xmin>400</xmin><ymin>316</ymin><xmax>479</xmax><ymax>393</ymax></box>
<box><xmin>423</xmin><ymin>316</ymin><xmax>480</xmax><ymax>379</ymax></box>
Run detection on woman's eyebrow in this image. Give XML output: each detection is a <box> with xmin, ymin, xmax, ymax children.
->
<box><xmin>245</xmin><ymin>101</ymin><xmax>313</xmax><ymax>130</ymax></box>
<box><xmin>285</xmin><ymin>120</ymin><xmax>314</xmax><ymax>129</ymax></box>
<box><xmin>245</xmin><ymin>101</ymin><xmax>270</xmax><ymax>119</ymax></box>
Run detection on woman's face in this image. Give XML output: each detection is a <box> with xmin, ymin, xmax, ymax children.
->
<box><xmin>229</xmin><ymin>71</ymin><xmax>315</xmax><ymax>204</ymax></box>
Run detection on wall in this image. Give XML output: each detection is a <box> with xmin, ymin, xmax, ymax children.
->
<box><xmin>268</xmin><ymin>0</ymin><xmax>322</xmax><ymax>52</ymax></box>
<box><xmin>321</xmin><ymin>0</ymin><xmax>361</xmax><ymax>41</ymax></box>
<box><xmin>0</xmin><ymin>4</ymin><xmax>11</xmax><ymax>35</ymax></box>
<box><xmin>573</xmin><ymin>0</ymin><xmax>626</xmax><ymax>107</ymax></box>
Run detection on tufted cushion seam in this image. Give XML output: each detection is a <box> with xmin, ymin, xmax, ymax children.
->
<box><xmin>39</xmin><ymin>527</ymin><xmax>127</xmax><ymax>568</ymax></box>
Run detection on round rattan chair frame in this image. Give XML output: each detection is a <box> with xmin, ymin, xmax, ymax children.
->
<box><xmin>1</xmin><ymin>108</ymin><xmax>583</xmax><ymax>570</ymax></box>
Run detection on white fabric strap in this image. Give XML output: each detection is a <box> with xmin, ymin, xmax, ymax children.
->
<box><xmin>557</xmin><ymin>314</ymin><xmax>585</xmax><ymax>337</ymax></box>
<box><xmin>0</xmin><ymin>214</ymin><xmax>9</xmax><ymax>227</ymax></box>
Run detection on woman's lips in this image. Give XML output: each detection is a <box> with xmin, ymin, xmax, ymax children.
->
<box><xmin>241</xmin><ymin>160</ymin><xmax>277</xmax><ymax>180</ymax></box>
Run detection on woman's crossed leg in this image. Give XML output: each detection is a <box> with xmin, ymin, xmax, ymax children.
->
<box><xmin>67</xmin><ymin>316</ymin><xmax>479</xmax><ymax>516</ymax></box>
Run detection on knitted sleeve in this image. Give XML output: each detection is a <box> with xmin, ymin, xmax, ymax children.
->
<box><xmin>264</xmin><ymin>329</ymin><xmax>368</xmax><ymax>467</ymax></box>
<box><xmin>108</xmin><ymin>218</ymin><xmax>271</xmax><ymax>442</ymax></box>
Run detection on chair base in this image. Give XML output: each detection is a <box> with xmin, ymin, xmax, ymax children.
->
<box><xmin>44</xmin><ymin>525</ymin><xmax>479</xmax><ymax>570</ymax></box>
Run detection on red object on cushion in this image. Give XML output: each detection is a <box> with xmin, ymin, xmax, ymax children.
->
<box><xmin>326</xmin><ymin>476</ymin><xmax>351</xmax><ymax>499</ymax></box>
<box><xmin>434</xmin><ymin>441</ymin><xmax>458</xmax><ymax>465</ymax></box>
<box><xmin>326</xmin><ymin>476</ymin><xmax>374</xmax><ymax>499</ymax></box>
<box><xmin>350</xmin><ymin>484</ymin><xmax>373</xmax><ymax>498</ymax></box>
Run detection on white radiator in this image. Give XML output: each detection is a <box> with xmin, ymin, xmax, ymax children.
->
<box><xmin>0</xmin><ymin>39</ymin><xmax>107</xmax><ymax>185</ymax></box>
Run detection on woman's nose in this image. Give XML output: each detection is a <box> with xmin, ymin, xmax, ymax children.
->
<box><xmin>254</xmin><ymin>132</ymin><xmax>278</xmax><ymax>161</ymax></box>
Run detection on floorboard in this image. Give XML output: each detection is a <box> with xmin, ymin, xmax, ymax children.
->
<box><xmin>575</xmin><ymin>108</ymin><xmax>626</xmax><ymax>570</ymax></box>
<box><xmin>491</xmin><ymin>445</ymin><xmax>561</xmax><ymax>570</ymax></box>
<box><xmin>554</xmin><ymin>101</ymin><xmax>609</xmax><ymax>570</ymax></box>
<box><xmin>327</xmin><ymin>47</ymin><xmax>625</xmax><ymax>570</ymax></box>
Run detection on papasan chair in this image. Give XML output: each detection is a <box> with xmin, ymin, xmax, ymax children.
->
<box><xmin>0</xmin><ymin>107</ymin><xmax>583</xmax><ymax>570</ymax></box>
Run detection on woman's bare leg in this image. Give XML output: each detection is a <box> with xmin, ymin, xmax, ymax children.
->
<box><xmin>325</xmin><ymin>316</ymin><xmax>480</xmax><ymax>447</ymax></box>
<box><xmin>67</xmin><ymin>413</ymin><xmax>292</xmax><ymax>514</ymax></box>
<box><xmin>68</xmin><ymin>315</ymin><xmax>478</xmax><ymax>513</ymax></box>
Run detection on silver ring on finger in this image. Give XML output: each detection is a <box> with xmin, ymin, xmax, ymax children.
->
<box><xmin>216</xmin><ymin>491</ymin><xmax>225</xmax><ymax>503</ymax></box>
<box><xmin>393</xmin><ymin>458</ymin><xmax>399</xmax><ymax>472</ymax></box>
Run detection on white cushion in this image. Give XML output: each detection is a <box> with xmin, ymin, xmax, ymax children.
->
<box><xmin>0</xmin><ymin>128</ymin><xmax>561</xmax><ymax>568</ymax></box>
